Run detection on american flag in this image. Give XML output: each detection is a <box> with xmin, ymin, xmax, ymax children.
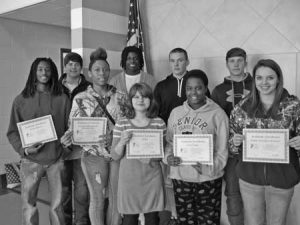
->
<box><xmin>126</xmin><ymin>0</ymin><xmax>147</xmax><ymax>71</ymax></box>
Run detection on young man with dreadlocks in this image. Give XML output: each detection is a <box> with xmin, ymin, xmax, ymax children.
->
<box><xmin>7</xmin><ymin>57</ymin><xmax>70</xmax><ymax>225</ymax></box>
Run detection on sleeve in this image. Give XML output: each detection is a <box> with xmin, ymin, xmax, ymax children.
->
<box><xmin>228</xmin><ymin>106</ymin><xmax>244</xmax><ymax>155</ymax></box>
<box><xmin>6</xmin><ymin>99</ymin><xmax>26</xmax><ymax>157</ymax></box>
<box><xmin>111</xmin><ymin>120</ymin><xmax>125</xmax><ymax>160</ymax></box>
<box><xmin>202</xmin><ymin>112</ymin><xmax>229</xmax><ymax>177</ymax></box>
<box><xmin>211</xmin><ymin>87</ymin><xmax>220</xmax><ymax>105</ymax></box>
<box><xmin>163</xmin><ymin>110</ymin><xmax>175</xmax><ymax>164</ymax></box>
<box><xmin>64</xmin><ymin>96</ymin><xmax>71</xmax><ymax>131</ymax></box>
<box><xmin>154</xmin><ymin>83</ymin><xmax>163</xmax><ymax>118</ymax></box>
<box><xmin>68</xmin><ymin>94</ymin><xmax>83</xmax><ymax>128</ymax></box>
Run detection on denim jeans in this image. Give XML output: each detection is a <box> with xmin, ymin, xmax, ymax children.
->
<box><xmin>81</xmin><ymin>152</ymin><xmax>109</xmax><ymax>225</ymax></box>
<box><xmin>122</xmin><ymin>212</ymin><xmax>159</xmax><ymax>225</ymax></box>
<box><xmin>20</xmin><ymin>158</ymin><xmax>65</xmax><ymax>225</ymax></box>
<box><xmin>107</xmin><ymin>160</ymin><xmax>122</xmax><ymax>225</ymax></box>
<box><xmin>239</xmin><ymin>179</ymin><xmax>294</xmax><ymax>225</ymax></box>
<box><xmin>224</xmin><ymin>157</ymin><xmax>244</xmax><ymax>225</ymax></box>
<box><xmin>62</xmin><ymin>159</ymin><xmax>90</xmax><ymax>225</ymax></box>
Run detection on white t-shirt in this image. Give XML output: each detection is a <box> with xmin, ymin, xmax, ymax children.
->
<box><xmin>125</xmin><ymin>73</ymin><xmax>141</xmax><ymax>92</ymax></box>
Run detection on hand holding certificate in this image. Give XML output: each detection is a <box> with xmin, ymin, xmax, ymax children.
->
<box><xmin>71</xmin><ymin>117</ymin><xmax>107</xmax><ymax>145</ymax></box>
<box><xmin>173</xmin><ymin>134</ymin><xmax>213</xmax><ymax>165</ymax></box>
<box><xmin>17</xmin><ymin>115</ymin><xmax>57</xmax><ymax>148</ymax></box>
<box><xmin>126</xmin><ymin>129</ymin><xmax>164</xmax><ymax>159</ymax></box>
<box><xmin>243</xmin><ymin>129</ymin><xmax>289</xmax><ymax>164</ymax></box>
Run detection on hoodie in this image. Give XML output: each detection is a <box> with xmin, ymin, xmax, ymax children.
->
<box><xmin>154</xmin><ymin>74</ymin><xmax>188</xmax><ymax>123</ymax></box>
<box><xmin>7</xmin><ymin>91</ymin><xmax>70</xmax><ymax>165</ymax></box>
<box><xmin>211</xmin><ymin>73</ymin><xmax>252</xmax><ymax>117</ymax></box>
<box><xmin>164</xmin><ymin>98</ymin><xmax>229</xmax><ymax>183</ymax></box>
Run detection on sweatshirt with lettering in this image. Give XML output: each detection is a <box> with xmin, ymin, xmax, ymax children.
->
<box><xmin>164</xmin><ymin>98</ymin><xmax>229</xmax><ymax>183</ymax></box>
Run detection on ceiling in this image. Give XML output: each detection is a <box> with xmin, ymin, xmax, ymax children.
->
<box><xmin>0</xmin><ymin>0</ymin><xmax>70</xmax><ymax>27</ymax></box>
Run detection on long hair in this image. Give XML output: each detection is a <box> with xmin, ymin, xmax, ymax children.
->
<box><xmin>248</xmin><ymin>59</ymin><xmax>284</xmax><ymax>118</ymax></box>
<box><xmin>21</xmin><ymin>57</ymin><xmax>62</xmax><ymax>98</ymax></box>
<box><xmin>120</xmin><ymin>46</ymin><xmax>144</xmax><ymax>70</ymax></box>
<box><xmin>124</xmin><ymin>83</ymin><xmax>158</xmax><ymax>119</ymax></box>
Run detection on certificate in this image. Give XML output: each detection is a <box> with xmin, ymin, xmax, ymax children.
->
<box><xmin>17</xmin><ymin>115</ymin><xmax>57</xmax><ymax>148</ymax></box>
<box><xmin>174</xmin><ymin>134</ymin><xmax>213</xmax><ymax>165</ymax></box>
<box><xmin>126</xmin><ymin>129</ymin><xmax>164</xmax><ymax>159</ymax></box>
<box><xmin>71</xmin><ymin>117</ymin><xmax>107</xmax><ymax>145</ymax></box>
<box><xmin>243</xmin><ymin>129</ymin><xmax>289</xmax><ymax>164</ymax></box>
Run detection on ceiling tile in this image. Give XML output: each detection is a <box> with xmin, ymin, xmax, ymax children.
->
<box><xmin>205</xmin><ymin>0</ymin><xmax>262</xmax><ymax>48</ymax></box>
<box><xmin>245</xmin><ymin>0</ymin><xmax>281</xmax><ymax>18</ymax></box>
<box><xmin>180</xmin><ymin>0</ymin><xmax>224</xmax><ymax>25</ymax></box>
<box><xmin>244</xmin><ymin>22</ymin><xmax>298</xmax><ymax>54</ymax></box>
<box><xmin>143</xmin><ymin>0</ymin><xmax>175</xmax><ymax>32</ymax></box>
<box><xmin>187</xmin><ymin>29</ymin><xmax>226</xmax><ymax>58</ymax></box>
<box><xmin>155</xmin><ymin>3</ymin><xmax>203</xmax><ymax>50</ymax></box>
<box><xmin>268</xmin><ymin>0</ymin><xmax>300</xmax><ymax>50</ymax></box>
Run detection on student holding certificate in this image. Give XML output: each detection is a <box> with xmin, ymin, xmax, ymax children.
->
<box><xmin>111</xmin><ymin>83</ymin><xmax>166</xmax><ymax>225</ymax></box>
<box><xmin>62</xmin><ymin>47</ymin><xmax>121</xmax><ymax>225</ymax></box>
<box><xmin>7</xmin><ymin>57</ymin><xmax>70</xmax><ymax>225</ymax></box>
<box><xmin>164</xmin><ymin>70</ymin><xmax>229</xmax><ymax>225</ymax></box>
<box><xmin>229</xmin><ymin>59</ymin><xmax>300</xmax><ymax>225</ymax></box>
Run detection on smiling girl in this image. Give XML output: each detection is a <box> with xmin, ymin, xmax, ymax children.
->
<box><xmin>164</xmin><ymin>70</ymin><xmax>229</xmax><ymax>225</ymax></box>
<box><xmin>229</xmin><ymin>59</ymin><xmax>300</xmax><ymax>225</ymax></box>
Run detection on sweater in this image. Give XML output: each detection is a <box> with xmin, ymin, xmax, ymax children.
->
<box><xmin>164</xmin><ymin>98</ymin><xmax>229</xmax><ymax>182</ymax></box>
<box><xmin>111</xmin><ymin>117</ymin><xmax>166</xmax><ymax>214</ymax></box>
<box><xmin>68</xmin><ymin>85</ymin><xmax>121</xmax><ymax>159</ymax></box>
<box><xmin>7</xmin><ymin>91</ymin><xmax>70</xmax><ymax>165</ymax></box>
<box><xmin>211</xmin><ymin>73</ymin><xmax>252</xmax><ymax>116</ymax></box>
<box><xmin>229</xmin><ymin>92</ymin><xmax>300</xmax><ymax>189</ymax></box>
<box><xmin>109</xmin><ymin>71</ymin><xmax>157</xmax><ymax>96</ymax></box>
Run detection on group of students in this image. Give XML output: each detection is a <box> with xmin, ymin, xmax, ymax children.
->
<box><xmin>6</xmin><ymin>45</ymin><xmax>300</xmax><ymax>225</ymax></box>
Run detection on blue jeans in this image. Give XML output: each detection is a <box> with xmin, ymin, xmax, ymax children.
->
<box><xmin>20</xmin><ymin>158</ymin><xmax>65</xmax><ymax>225</ymax></box>
<box><xmin>62</xmin><ymin>159</ymin><xmax>90</xmax><ymax>225</ymax></box>
<box><xmin>107</xmin><ymin>160</ymin><xmax>122</xmax><ymax>225</ymax></box>
<box><xmin>239</xmin><ymin>179</ymin><xmax>294</xmax><ymax>225</ymax></box>
<box><xmin>224</xmin><ymin>157</ymin><xmax>244</xmax><ymax>225</ymax></box>
<box><xmin>81</xmin><ymin>152</ymin><xmax>109</xmax><ymax>225</ymax></box>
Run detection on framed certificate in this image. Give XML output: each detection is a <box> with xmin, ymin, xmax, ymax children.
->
<box><xmin>71</xmin><ymin>117</ymin><xmax>107</xmax><ymax>145</ymax></box>
<box><xmin>126</xmin><ymin>129</ymin><xmax>164</xmax><ymax>159</ymax></box>
<box><xmin>174</xmin><ymin>134</ymin><xmax>213</xmax><ymax>165</ymax></box>
<box><xmin>17</xmin><ymin>115</ymin><xmax>57</xmax><ymax>148</ymax></box>
<box><xmin>243</xmin><ymin>129</ymin><xmax>289</xmax><ymax>164</ymax></box>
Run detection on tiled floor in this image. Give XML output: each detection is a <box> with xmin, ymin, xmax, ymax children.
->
<box><xmin>1</xmin><ymin>178</ymin><xmax>300</xmax><ymax>225</ymax></box>
<box><xmin>0</xmin><ymin>177</ymin><xmax>50</xmax><ymax>225</ymax></box>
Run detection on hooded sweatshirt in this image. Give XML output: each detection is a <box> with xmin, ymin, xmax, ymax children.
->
<box><xmin>164</xmin><ymin>98</ymin><xmax>229</xmax><ymax>182</ymax></box>
<box><xmin>7</xmin><ymin>91</ymin><xmax>70</xmax><ymax>165</ymax></box>
<box><xmin>211</xmin><ymin>73</ymin><xmax>252</xmax><ymax>116</ymax></box>
<box><xmin>154</xmin><ymin>74</ymin><xmax>188</xmax><ymax>124</ymax></box>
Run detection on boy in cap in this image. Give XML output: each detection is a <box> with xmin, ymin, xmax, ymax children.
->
<box><xmin>211</xmin><ymin>47</ymin><xmax>252</xmax><ymax>225</ymax></box>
